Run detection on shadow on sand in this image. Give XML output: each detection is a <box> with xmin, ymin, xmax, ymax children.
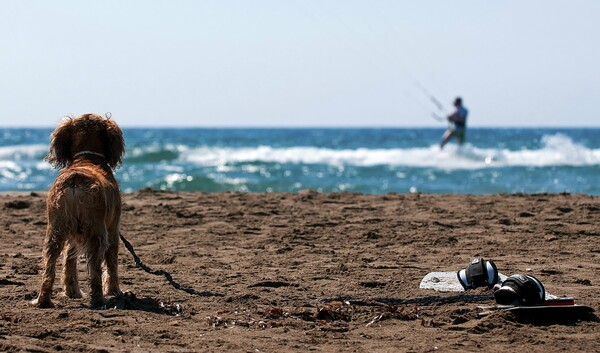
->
<box><xmin>104</xmin><ymin>291</ymin><xmax>183</xmax><ymax>316</ymax></box>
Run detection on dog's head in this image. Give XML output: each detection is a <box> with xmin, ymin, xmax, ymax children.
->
<box><xmin>46</xmin><ymin>113</ymin><xmax>125</xmax><ymax>169</ymax></box>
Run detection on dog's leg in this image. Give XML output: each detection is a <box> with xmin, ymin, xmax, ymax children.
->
<box><xmin>31</xmin><ymin>226</ymin><xmax>65</xmax><ymax>308</ymax></box>
<box><xmin>85</xmin><ymin>224</ymin><xmax>110</xmax><ymax>308</ymax></box>
<box><xmin>86</xmin><ymin>242</ymin><xmax>106</xmax><ymax>308</ymax></box>
<box><xmin>86</xmin><ymin>248</ymin><xmax>105</xmax><ymax>307</ymax></box>
<box><xmin>103</xmin><ymin>228</ymin><xmax>121</xmax><ymax>297</ymax></box>
<box><xmin>62</xmin><ymin>241</ymin><xmax>83</xmax><ymax>298</ymax></box>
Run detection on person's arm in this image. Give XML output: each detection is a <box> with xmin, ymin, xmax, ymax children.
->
<box><xmin>447</xmin><ymin>110</ymin><xmax>466</xmax><ymax>124</ymax></box>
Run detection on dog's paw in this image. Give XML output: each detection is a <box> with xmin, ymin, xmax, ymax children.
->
<box><xmin>30</xmin><ymin>297</ymin><xmax>55</xmax><ymax>308</ymax></box>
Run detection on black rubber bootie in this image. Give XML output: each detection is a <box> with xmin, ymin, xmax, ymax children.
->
<box><xmin>457</xmin><ymin>258</ymin><xmax>499</xmax><ymax>290</ymax></box>
<box><xmin>494</xmin><ymin>274</ymin><xmax>545</xmax><ymax>306</ymax></box>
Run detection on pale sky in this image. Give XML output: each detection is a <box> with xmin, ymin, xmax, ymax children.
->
<box><xmin>1</xmin><ymin>1</ymin><xmax>599</xmax><ymax>127</ymax></box>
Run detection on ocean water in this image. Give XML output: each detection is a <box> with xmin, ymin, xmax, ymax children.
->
<box><xmin>1</xmin><ymin>128</ymin><xmax>599</xmax><ymax>195</ymax></box>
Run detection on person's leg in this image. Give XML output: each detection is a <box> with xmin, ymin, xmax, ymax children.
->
<box><xmin>456</xmin><ymin>130</ymin><xmax>465</xmax><ymax>146</ymax></box>
<box><xmin>440</xmin><ymin>129</ymin><xmax>454</xmax><ymax>149</ymax></box>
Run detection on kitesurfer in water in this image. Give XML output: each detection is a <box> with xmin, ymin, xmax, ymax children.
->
<box><xmin>440</xmin><ymin>97</ymin><xmax>468</xmax><ymax>149</ymax></box>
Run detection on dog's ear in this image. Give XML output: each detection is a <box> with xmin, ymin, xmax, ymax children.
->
<box><xmin>103</xmin><ymin>119</ymin><xmax>125</xmax><ymax>169</ymax></box>
<box><xmin>45</xmin><ymin>118</ymin><xmax>73</xmax><ymax>169</ymax></box>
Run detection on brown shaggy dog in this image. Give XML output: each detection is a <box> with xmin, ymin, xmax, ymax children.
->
<box><xmin>31</xmin><ymin>114</ymin><xmax>125</xmax><ymax>308</ymax></box>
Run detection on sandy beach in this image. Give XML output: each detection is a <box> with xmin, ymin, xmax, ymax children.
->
<box><xmin>1</xmin><ymin>190</ymin><xmax>599</xmax><ymax>352</ymax></box>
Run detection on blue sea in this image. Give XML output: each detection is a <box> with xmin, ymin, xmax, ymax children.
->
<box><xmin>1</xmin><ymin>128</ymin><xmax>598</xmax><ymax>195</ymax></box>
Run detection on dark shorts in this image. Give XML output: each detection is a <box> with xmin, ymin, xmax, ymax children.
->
<box><xmin>452</xmin><ymin>129</ymin><xmax>465</xmax><ymax>142</ymax></box>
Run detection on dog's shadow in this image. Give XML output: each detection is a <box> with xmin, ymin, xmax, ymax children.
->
<box><xmin>104</xmin><ymin>291</ymin><xmax>183</xmax><ymax>316</ymax></box>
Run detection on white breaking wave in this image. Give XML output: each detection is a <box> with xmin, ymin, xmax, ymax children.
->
<box><xmin>182</xmin><ymin>134</ymin><xmax>600</xmax><ymax>170</ymax></box>
<box><xmin>1</xmin><ymin>135</ymin><xmax>599</xmax><ymax>171</ymax></box>
<box><xmin>0</xmin><ymin>144</ymin><xmax>48</xmax><ymax>161</ymax></box>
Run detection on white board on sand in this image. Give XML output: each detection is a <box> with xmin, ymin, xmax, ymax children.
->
<box><xmin>420</xmin><ymin>271</ymin><xmax>508</xmax><ymax>292</ymax></box>
<box><xmin>420</xmin><ymin>271</ymin><xmax>564</xmax><ymax>300</ymax></box>
<box><xmin>419</xmin><ymin>272</ymin><xmax>592</xmax><ymax>319</ymax></box>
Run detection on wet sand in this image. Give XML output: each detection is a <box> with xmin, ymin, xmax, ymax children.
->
<box><xmin>1</xmin><ymin>190</ymin><xmax>599</xmax><ymax>352</ymax></box>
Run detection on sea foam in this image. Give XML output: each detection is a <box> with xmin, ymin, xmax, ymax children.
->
<box><xmin>181</xmin><ymin>134</ymin><xmax>599</xmax><ymax>170</ymax></box>
<box><xmin>0</xmin><ymin>144</ymin><xmax>47</xmax><ymax>161</ymax></box>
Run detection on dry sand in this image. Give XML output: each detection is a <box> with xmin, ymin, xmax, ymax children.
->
<box><xmin>1</xmin><ymin>190</ymin><xmax>599</xmax><ymax>352</ymax></box>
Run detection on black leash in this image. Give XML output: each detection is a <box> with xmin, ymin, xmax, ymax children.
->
<box><xmin>118</xmin><ymin>232</ymin><xmax>493</xmax><ymax>304</ymax></box>
<box><xmin>119</xmin><ymin>232</ymin><xmax>224</xmax><ymax>297</ymax></box>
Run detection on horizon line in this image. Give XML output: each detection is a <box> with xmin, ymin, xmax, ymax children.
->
<box><xmin>1</xmin><ymin>125</ymin><xmax>600</xmax><ymax>129</ymax></box>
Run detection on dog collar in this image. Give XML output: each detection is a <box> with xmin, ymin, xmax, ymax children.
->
<box><xmin>73</xmin><ymin>150</ymin><xmax>106</xmax><ymax>159</ymax></box>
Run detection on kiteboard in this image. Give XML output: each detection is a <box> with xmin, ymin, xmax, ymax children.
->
<box><xmin>420</xmin><ymin>271</ymin><xmax>594</xmax><ymax>319</ymax></box>
<box><xmin>420</xmin><ymin>271</ymin><xmax>563</xmax><ymax>300</ymax></box>
<box><xmin>419</xmin><ymin>271</ymin><xmax>507</xmax><ymax>292</ymax></box>
<box><xmin>477</xmin><ymin>298</ymin><xmax>594</xmax><ymax>318</ymax></box>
